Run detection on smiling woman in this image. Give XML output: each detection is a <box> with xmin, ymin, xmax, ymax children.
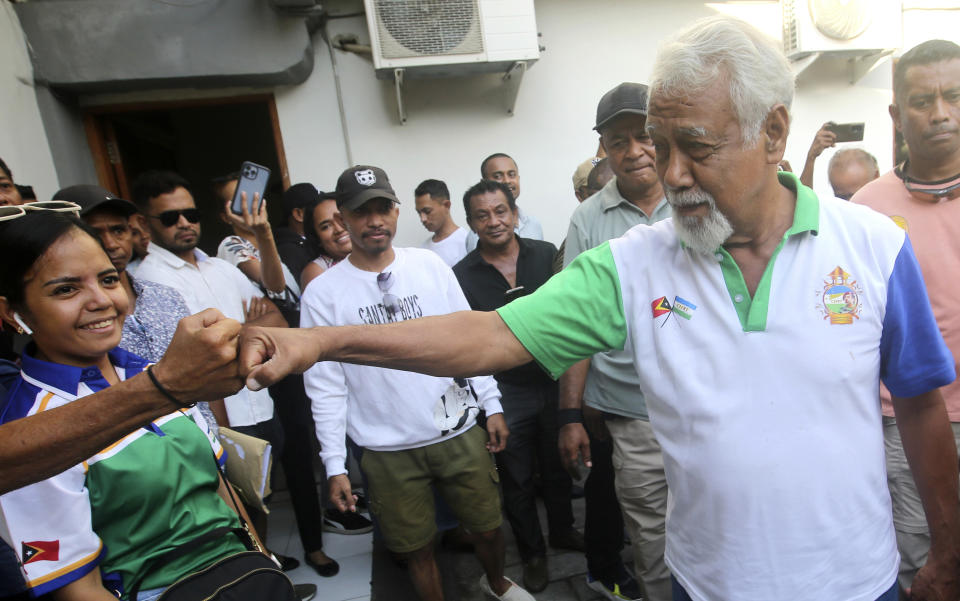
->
<box><xmin>0</xmin><ymin>212</ymin><xmax>294</xmax><ymax>600</ymax></box>
<box><xmin>0</xmin><ymin>218</ymin><xmax>128</xmax><ymax>377</ymax></box>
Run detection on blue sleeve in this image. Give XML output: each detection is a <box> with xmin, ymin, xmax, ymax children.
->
<box><xmin>879</xmin><ymin>236</ymin><xmax>956</xmax><ymax>397</ymax></box>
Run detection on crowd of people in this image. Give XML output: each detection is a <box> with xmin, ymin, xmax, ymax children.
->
<box><xmin>1</xmin><ymin>15</ymin><xmax>959</xmax><ymax>601</ymax></box>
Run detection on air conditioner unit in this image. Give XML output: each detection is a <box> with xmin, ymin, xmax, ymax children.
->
<box><xmin>363</xmin><ymin>0</ymin><xmax>540</xmax><ymax>79</ymax></box>
<box><xmin>782</xmin><ymin>0</ymin><xmax>902</xmax><ymax>60</ymax></box>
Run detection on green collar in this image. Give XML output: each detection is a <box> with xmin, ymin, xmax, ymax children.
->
<box><xmin>718</xmin><ymin>171</ymin><xmax>820</xmax><ymax>332</ymax></box>
<box><xmin>779</xmin><ymin>170</ymin><xmax>820</xmax><ymax>237</ymax></box>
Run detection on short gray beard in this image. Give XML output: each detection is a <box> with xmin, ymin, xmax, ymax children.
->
<box><xmin>666</xmin><ymin>187</ymin><xmax>734</xmax><ymax>254</ymax></box>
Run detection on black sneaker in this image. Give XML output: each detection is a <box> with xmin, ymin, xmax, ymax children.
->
<box><xmin>272</xmin><ymin>552</ymin><xmax>300</xmax><ymax>572</ymax></box>
<box><xmin>294</xmin><ymin>583</ymin><xmax>318</xmax><ymax>601</ymax></box>
<box><xmin>323</xmin><ymin>509</ymin><xmax>373</xmax><ymax>535</ymax></box>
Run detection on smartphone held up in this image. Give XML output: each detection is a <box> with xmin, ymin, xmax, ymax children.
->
<box><xmin>231</xmin><ymin>161</ymin><xmax>271</xmax><ymax>216</ymax></box>
<box><xmin>826</xmin><ymin>122</ymin><xmax>865</xmax><ymax>143</ymax></box>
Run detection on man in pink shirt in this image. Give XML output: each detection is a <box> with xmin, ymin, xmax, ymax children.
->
<box><xmin>852</xmin><ymin>38</ymin><xmax>960</xmax><ymax>598</ymax></box>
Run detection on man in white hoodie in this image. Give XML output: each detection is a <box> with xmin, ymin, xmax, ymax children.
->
<box><xmin>300</xmin><ymin>165</ymin><xmax>533</xmax><ymax>601</ymax></box>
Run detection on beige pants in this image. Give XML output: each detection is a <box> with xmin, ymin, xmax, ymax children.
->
<box><xmin>606</xmin><ymin>417</ymin><xmax>672</xmax><ymax>601</ymax></box>
<box><xmin>883</xmin><ymin>416</ymin><xmax>960</xmax><ymax>599</ymax></box>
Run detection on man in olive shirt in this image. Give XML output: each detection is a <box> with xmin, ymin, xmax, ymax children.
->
<box><xmin>560</xmin><ymin>82</ymin><xmax>671</xmax><ymax>601</ymax></box>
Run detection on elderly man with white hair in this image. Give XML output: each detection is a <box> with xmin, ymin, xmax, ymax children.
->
<box><xmin>239</xmin><ymin>16</ymin><xmax>960</xmax><ymax>601</ymax></box>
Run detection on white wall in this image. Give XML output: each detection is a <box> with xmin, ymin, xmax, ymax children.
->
<box><xmin>275</xmin><ymin>0</ymin><xmax>720</xmax><ymax>247</ymax></box>
<box><xmin>71</xmin><ymin>0</ymin><xmax>959</xmax><ymax>246</ymax></box>
<box><xmin>0</xmin><ymin>3</ymin><xmax>59</xmax><ymax>200</ymax></box>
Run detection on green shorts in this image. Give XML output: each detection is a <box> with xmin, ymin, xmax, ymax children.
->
<box><xmin>360</xmin><ymin>426</ymin><xmax>502</xmax><ymax>553</ymax></box>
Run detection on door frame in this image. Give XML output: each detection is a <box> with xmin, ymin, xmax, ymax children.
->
<box><xmin>83</xmin><ymin>94</ymin><xmax>290</xmax><ymax>199</ymax></box>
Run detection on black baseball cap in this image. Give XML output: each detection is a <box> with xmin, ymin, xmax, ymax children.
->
<box><xmin>594</xmin><ymin>82</ymin><xmax>649</xmax><ymax>131</ymax></box>
<box><xmin>53</xmin><ymin>184</ymin><xmax>138</xmax><ymax>217</ymax></box>
<box><xmin>335</xmin><ymin>165</ymin><xmax>401</xmax><ymax>211</ymax></box>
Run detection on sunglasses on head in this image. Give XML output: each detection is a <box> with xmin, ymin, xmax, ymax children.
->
<box><xmin>0</xmin><ymin>201</ymin><xmax>82</xmax><ymax>221</ymax></box>
<box><xmin>377</xmin><ymin>271</ymin><xmax>401</xmax><ymax>317</ymax></box>
<box><xmin>151</xmin><ymin>208</ymin><xmax>201</xmax><ymax>227</ymax></box>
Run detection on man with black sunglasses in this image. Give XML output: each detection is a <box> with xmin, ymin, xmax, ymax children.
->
<box><xmin>852</xmin><ymin>39</ymin><xmax>960</xmax><ymax>598</ymax></box>
<box><xmin>299</xmin><ymin>165</ymin><xmax>532</xmax><ymax>601</ymax></box>
<box><xmin>131</xmin><ymin>169</ymin><xmax>287</xmax><ymax>439</ymax></box>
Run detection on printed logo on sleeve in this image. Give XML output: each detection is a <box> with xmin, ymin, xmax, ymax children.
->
<box><xmin>818</xmin><ymin>266</ymin><xmax>862</xmax><ymax>325</ymax></box>
<box><xmin>22</xmin><ymin>540</ymin><xmax>59</xmax><ymax>564</ymax></box>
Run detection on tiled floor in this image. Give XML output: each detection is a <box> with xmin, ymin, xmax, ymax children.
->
<box><xmin>265</xmin><ymin>488</ymin><xmax>374</xmax><ymax>601</ymax></box>
<box><xmin>266</xmin><ymin>486</ymin><xmax>631</xmax><ymax>601</ymax></box>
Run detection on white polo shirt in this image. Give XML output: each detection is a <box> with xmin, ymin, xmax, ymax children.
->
<box><xmin>498</xmin><ymin>173</ymin><xmax>955</xmax><ymax>601</ymax></box>
<box><xmin>136</xmin><ymin>242</ymin><xmax>274</xmax><ymax>427</ymax></box>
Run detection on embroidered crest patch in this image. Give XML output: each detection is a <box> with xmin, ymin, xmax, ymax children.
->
<box><xmin>818</xmin><ymin>266</ymin><xmax>862</xmax><ymax>324</ymax></box>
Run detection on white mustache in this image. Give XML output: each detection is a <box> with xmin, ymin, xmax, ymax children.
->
<box><xmin>666</xmin><ymin>187</ymin><xmax>714</xmax><ymax>208</ymax></box>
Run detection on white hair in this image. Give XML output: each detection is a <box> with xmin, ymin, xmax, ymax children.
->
<box><xmin>649</xmin><ymin>16</ymin><xmax>795</xmax><ymax>144</ymax></box>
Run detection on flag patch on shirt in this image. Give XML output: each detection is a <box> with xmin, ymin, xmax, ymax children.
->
<box><xmin>651</xmin><ymin>296</ymin><xmax>672</xmax><ymax>317</ymax></box>
<box><xmin>672</xmin><ymin>296</ymin><xmax>697</xmax><ymax>320</ymax></box>
<box><xmin>22</xmin><ymin>540</ymin><xmax>59</xmax><ymax>564</ymax></box>
<box><xmin>652</xmin><ymin>295</ymin><xmax>697</xmax><ymax>327</ymax></box>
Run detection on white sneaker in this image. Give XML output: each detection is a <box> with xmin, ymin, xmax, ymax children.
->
<box><xmin>479</xmin><ymin>574</ymin><xmax>536</xmax><ymax>600</ymax></box>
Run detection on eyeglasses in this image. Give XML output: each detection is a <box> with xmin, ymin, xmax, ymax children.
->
<box><xmin>0</xmin><ymin>200</ymin><xmax>82</xmax><ymax>221</ymax></box>
<box><xmin>377</xmin><ymin>271</ymin><xmax>401</xmax><ymax>318</ymax></box>
<box><xmin>150</xmin><ymin>208</ymin><xmax>201</xmax><ymax>227</ymax></box>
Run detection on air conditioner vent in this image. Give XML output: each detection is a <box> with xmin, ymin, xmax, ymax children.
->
<box><xmin>781</xmin><ymin>0</ymin><xmax>901</xmax><ymax>59</ymax></box>
<box><xmin>783</xmin><ymin>0</ymin><xmax>799</xmax><ymax>55</ymax></box>
<box><xmin>374</xmin><ymin>0</ymin><xmax>483</xmax><ymax>59</ymax></box>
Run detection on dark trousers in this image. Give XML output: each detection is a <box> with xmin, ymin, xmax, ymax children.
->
<box><xmin>496</xmin><ymin>380</ymin><xmax>574</xmax><ymax>561</ymax></box>
<box><xmin>268</xmin><ymin>374</ymin><xmax>326</xmax><ymax>554</ymax></box>
<box><xmin>584</xmin><ymin>421</ymin><xmax>625</xmax><ymax>583</ymax></box>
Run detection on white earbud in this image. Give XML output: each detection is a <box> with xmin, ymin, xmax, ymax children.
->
<box><xmin>12</xmin><ymin>312</ymin><xmax>33</xmax><ymax>336</ymax></box>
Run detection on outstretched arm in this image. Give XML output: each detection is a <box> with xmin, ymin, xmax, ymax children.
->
<box><xmin>240</xmin><ymin>310</ymin><xmax>532</xmax><ymax>390</ymax></box>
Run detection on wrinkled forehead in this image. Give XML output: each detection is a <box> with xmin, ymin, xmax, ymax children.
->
<box><xmin>646</xmin><ymin>83</ymin><xmax>737</xmax><ymax>137</ymax></box>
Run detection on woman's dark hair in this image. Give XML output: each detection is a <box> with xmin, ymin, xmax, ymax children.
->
<box><xmin>303</xmin><ymin>196</ymin><xmax>341</xmax><ymax>260</ymax></box>
<box><xmin>0</xmin><ymin>212</ymin><xmax>101</xmax><ymax>307</ymax></box>
<box><xmin>0</xmin><ymin>157</ymin><xmax>12</xmax><ymax>181</ymax></box>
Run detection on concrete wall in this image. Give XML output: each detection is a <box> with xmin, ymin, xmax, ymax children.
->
<box><xmin>14</xmin><ymin>0</ymin><xmax>314</xmax><ymax>93</ymax></box>
<box><xmin>30</xmin><ymin>0</ymin><xmax>960</xmax><ymax>245</ymax></box>
<box><xmin>0</xmin><ymin>3</ymin><xmax>59</xmax><ymax>200</ymax></box>
<box><xmin>275</xmin><ymin>0</ymin><xmax>724</xmax><ymax>247</ymax></box>
<box><xmin>273</xmin><ymin>0</ymin><xmax>956</xmax><ymax>247</ymax></box>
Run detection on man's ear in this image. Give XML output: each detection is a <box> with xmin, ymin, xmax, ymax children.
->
<box><xmin>291</xmin><ymin>207</ymin><xmax>304</xmax><ymax>225</ymax></box>
<box><xmin>763</xmin><ymin>104</ymin><xmax>791</xmax><ymax>165</ymax></box>
<box><xmin>333</xmin><ymin>211</ymin><xmax>347</xmax><ymax>230</ymax></box>
<box><xmin>889</xmin><ymin>103</ymin><xmax>902</xmax><ymax>133</ymax></box>
<box><xmin>442</xmin><ymin>198</ymin><xmax>451</xmax><ymax>210</ymax></box>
